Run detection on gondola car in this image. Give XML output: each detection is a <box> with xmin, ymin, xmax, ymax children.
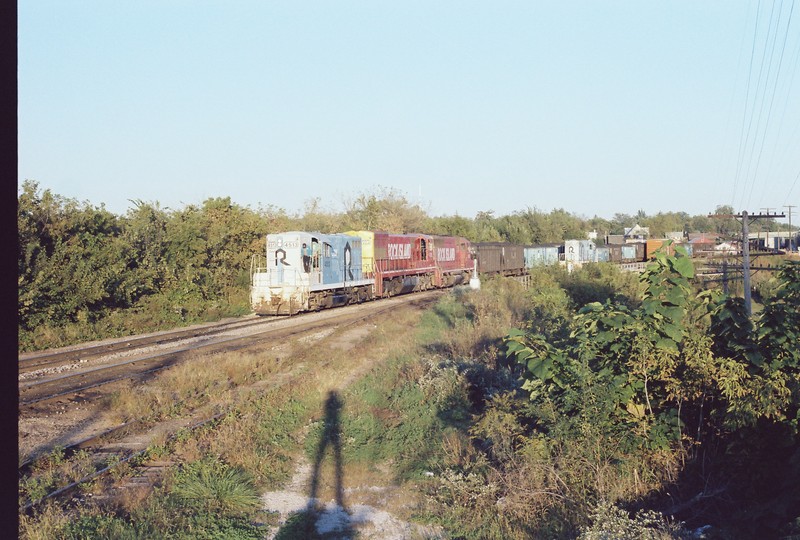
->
<box><xmin>251</xmin><ymin>231</ymin><xmax>373</xmax><ymax>315</ymax></box>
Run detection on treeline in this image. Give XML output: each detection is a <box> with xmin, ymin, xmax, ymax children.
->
<box><xmin>15</xmin><ymin>181</ymin><xmax>787</xmax><ymax>351</ymax></box>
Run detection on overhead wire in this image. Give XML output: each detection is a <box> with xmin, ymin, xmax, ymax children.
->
<box><xmin>737</xmin><ymin>0</ymin><xmax>778</xmax><ymax>210</ymax></box>
<box><xmin>760</xmin><ymin>0</ymin><xmax>800</xmax><ymax>207</ymax></box>
<box><xmin>731</xmin><ymin>0</ymin><xmax>763</xmax><ymax>208</ymax></box>
<box><xmin>747</xmin><ymin>0</ymin><xmax>795</xmax><ymax>208</ymax></box>
<box><xmin>716</xmin><ymin>1</ymin><xmax>756</xmax><ymax>199</ymax></box>
<box><xmin>786</xmin><ymin>168</ymin><xmax>800</xmax><ymax>204</ymax></box>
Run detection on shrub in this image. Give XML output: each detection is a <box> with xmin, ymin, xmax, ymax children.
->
<box><xmin>578</xmin><ymin>502</ymin><xmax>688</xmax><ymax>540</ymax></box>
<box><xmin>171</xmin><ymin>459</ymin><xmax>261</xmax><ymax>516</ymax></box>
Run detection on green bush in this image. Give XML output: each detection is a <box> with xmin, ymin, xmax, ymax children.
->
<box><xmin>172</xmin><ymin>459</ymin><xmax>261</xmax><ymax>516</ymax></box>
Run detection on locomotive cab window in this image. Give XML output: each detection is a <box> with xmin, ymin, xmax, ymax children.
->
<box><xmin>312</xmin><ymin>239</ymin><xmax>320</xmax><ymax>269</ymax></box>
<box><xmin>419</xmin><ymin>238</ymin><xmax>427</xmax><ymax>259</ymax></box>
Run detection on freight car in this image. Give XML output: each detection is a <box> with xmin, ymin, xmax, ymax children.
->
<box><xmin>564</xmin><ymin>239</ymin><xmax>597</xmax><ymax>264</ymax></box>
<box><xmin>473</xmin><ymin>242</ymin><xmax>526</xmax><ymax>276</ymax></box>
<box><xmin>605</xmin><ymin>243</ymin><xmax>644</xmax><ymax>263</ymax></box>
<box><xmin>524</xmin><ymin>244</ymin><xmax>561</xmax><ymax>267</ymax></box>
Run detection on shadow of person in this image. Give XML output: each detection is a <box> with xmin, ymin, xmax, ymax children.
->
<box><xmin>309</xmin><ymin>390</ymin><xmax>345</xmax><ymax>508</ymax></box>
<box><xmin>274</xmin><ymin>391</ymin><xmax>353</xmax><ymax>539</ymax></box>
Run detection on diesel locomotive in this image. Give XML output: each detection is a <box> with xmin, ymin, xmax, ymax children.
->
<box><xmin>250</xmin><ymin>231</ymin><xmax>473</xmax><ymax>315</ymax></box>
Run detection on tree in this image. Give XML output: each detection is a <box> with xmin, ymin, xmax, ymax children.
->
<box><xmin>505</xmin><ymin>251</ymin><xmax>800</xmax><ymax>534</ymax></box>
<box><xmin>342</xmin><ymin>187</ymin><xmax>427</xmax><ymax>233</ymax></box>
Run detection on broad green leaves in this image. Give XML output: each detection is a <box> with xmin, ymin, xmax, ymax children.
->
<box><xmin>505</xmin><ymin>250</ymin><xmax>800</xmax><ymax>454</ymax></box>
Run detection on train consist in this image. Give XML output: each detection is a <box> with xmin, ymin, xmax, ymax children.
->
<box><xmin>251</xmin><ymin>231</ymin><xmax>473</xmax><ymax>315</ymax></box>
<box><xmin>250</xmin><ymin>231</ymin><xmax>686</xmax><ymax>315</ymax></box>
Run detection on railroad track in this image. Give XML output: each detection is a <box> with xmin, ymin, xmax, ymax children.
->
<box><xmin>18</xmin><ymin>315</ymin><xmax>286</xmax><ymax>376</ymax></box>
<box><xmin>19</xmin><ymin>291</ymin><xmax>444</xmax><ymax>409</ymax></box>
<box><xmin>19</xmin><ymin>291</ymin><xmax>445</xmax><ymax>512</ymax></box>
<box><xmin>19</xmin><ymin>413</ymin><xmax>229</xmax><ymax>513</ymax></box>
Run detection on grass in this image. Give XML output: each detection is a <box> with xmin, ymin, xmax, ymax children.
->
<box><xmin>171</xmin><ymin>458</ymin><xmax>261</xmax><ymax>515</ymax></box>
<box><xmin>19</xmin><ymin>284</ymin><xmax>580</xmax><ymax>538</ymax></box>
<box><xmin>19</xmin><ymin>447</ymin><xmax>98</xmax><ymax>508</ymax></box>
<box><xmin>105</xmin><ymin>347</ymin><xmax>286</xmax><ymax>424</ymax></box>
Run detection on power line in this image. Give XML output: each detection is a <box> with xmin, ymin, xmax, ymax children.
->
<box><xmin>717</xmin><ymin>2</ymin><xmax>757</xmax><ymax>198</ymax></box>
<box><xmin>751</xmin><ymin>0</ymin><xmax>796</xmax><ymax>208</ymax></box>
<box><xmin>761</xmin><ymin>0</ymin><xmax>800</xmax><ymax>206</ymax></box>
<box><xmin>732</xmin><ymin>0</ymin><xmax>764</xmax><ymax>207</ymax></box>
<box><xmin>787</xmin><ymin>169</ymin><xmax>800</xmax><ymax>203</ymax></box>
<box><xmin>740</xmin><ymin>0</ymin><xmax>780</xmax><ymax>209</ymax></box>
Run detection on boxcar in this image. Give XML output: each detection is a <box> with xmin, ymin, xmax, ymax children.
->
<box><xmin>646</xmin><ymin>239</ymin><xmax>675</xmax><ymax>259</ymax></box>
<box><xmin>473</xmin><ymin>242</ymin><xmax>525</xmax><ymax>276</ymax></box>
<box><xmin>607</xmin><ymin>244</ymin><xmax>623</xmax><ymax>263</ymax></box>
<box><xmin>524</xmin><ymin>244</ymin><xmax>560</xmax><ymax>267</ymax></box>
<box><xmin>620</xmin><ymin>244</ymin><xmax>638</xmax><ymax>262</ymax></box>
<box><xmin>595</xmin><ymin>246</ymin><xmax>611</xmax><ymax>262</ymax></box>
<box><xmin>565</xmin><ymin>240</ymin><xmax>597</xmax><ymax>263</ymax></box>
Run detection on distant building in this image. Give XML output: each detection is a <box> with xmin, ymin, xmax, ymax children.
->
<box><xmin>665</xmin><ymin>231</ymin><xmax>685</xmax><ymax>242</ymax></box>
<box><xmin>623</xmin><ymin>224</ymin><xmax>650</xmax><ymax>242</ymax></box>
<box><xmin>748</xmin><ymin>231</ymin><xmax>800</xmax><ymax>251</ymax></box>
<box><xmin>715</xmin><ymin>242</ymin><xmax>738</xmax><ymax>255</ymax></box>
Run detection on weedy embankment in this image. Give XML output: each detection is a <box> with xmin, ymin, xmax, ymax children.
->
<box><xmin>21</xmin><ymin>297</ymin><xmax>457</xmax><ymax>538</ymax></box>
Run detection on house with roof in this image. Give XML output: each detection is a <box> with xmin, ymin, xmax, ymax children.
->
<box><xmin>665</xmin><ymin>231</ymin><xmax>685</xmax><ymax>242</ymax></box>
<box><xmin>623</xmin><ymin>224</ymin><xmax>650</xmax><ymax>242</ymax></box>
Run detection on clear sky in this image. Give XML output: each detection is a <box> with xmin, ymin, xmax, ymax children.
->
<box><xmin>18</xmin><ymin>1</ymin><xmax>800</xmax><ymax>221</ymax></box>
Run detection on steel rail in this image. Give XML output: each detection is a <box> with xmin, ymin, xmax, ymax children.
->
<box><xmin>19</xmin><ymin>316</ymin><xmax>286</xmax><ymax>375</ymax></box>
<box><xmin>19</xmin><ymin>291</ymin><xmax>443</xmax><ymax>514</ymax></box>
<box><xmin>19</xmin><ymin>291</ymin><xmax>444</xmax><ymax>408</ymax></box>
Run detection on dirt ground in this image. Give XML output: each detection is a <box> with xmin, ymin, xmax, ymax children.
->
<box><xmin>20</xmin><ymin>293</ymin><xmax>447</xmax><ymax>538</ymax></box>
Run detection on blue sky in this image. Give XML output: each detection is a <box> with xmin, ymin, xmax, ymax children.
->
<box><xmin>18</xmin><ymin>1</ymin><xmax>800</xmax><ymax>220</ymax></box>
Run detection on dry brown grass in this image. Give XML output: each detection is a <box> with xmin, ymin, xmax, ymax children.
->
<box><xmin>161</xmin><ymin>307</ymin><xmax>427</xmax><ymax>487</ymax></box>
<box><xmin>19</xmin><ymin>502</ymin><xmax>70</xmax><ymax>540</ymax></box>
<box><xmin>105</xmin><ymin>347</ymin><xmax>286</xmax><ymax>424</ymax></box>
<box><xmin>22</xmin><ymin>302</ymin><xmax>436</xmax><ymax>537</ymax></box>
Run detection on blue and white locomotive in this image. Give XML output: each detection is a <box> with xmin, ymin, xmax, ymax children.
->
<box><xmin>251</xmin><ymin>231</ymin><xmax>373</xmax><ymax>315</ymax></box>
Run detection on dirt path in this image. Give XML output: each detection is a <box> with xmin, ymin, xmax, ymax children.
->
<box><xmin>261</xmin><ymin>455</ymin><xmax>443</xmax><ymax>539</ymax></box>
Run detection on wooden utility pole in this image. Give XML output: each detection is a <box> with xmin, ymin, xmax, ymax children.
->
<box><xmin>760</xmin><ymin>208</ymin><xmax>775</xmax><ymax>249</ymax></box>
<box><xmin>708</xmin><ymin>210</ymin><xmax>785</xmax><ymax>316</ymax></box>
<box><xmin>743</xmin><ymin>211</ymin><xmax>752</xmax><ymax>313</ymax></box>
<box><xmin>722</xmin><ymin>258</ymin><xmax>729</xmax><ymax>295</ymax></box>
<box><xmin>786</xmin><ymin>205</ymin><xmax>796</xmax><ymax>252</ymax></box>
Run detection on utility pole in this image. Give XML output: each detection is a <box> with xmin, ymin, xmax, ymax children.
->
<box><xmin>742</xmin><ymin>211</ymin><xmax>752</xmax><ymax>314</ymax></box>
<box><xmin>708</xmin><ymin>210</ymin><xmax>785</xmax><ymax>316</ymax></box>
<box><xmin>785</xmin><ymin>205</ymin><xmax>796</xmax><ymax>252</ymax></box>
<box><xmin>760</xmin><ymin>207</ymin><xmax>775</xmax><ymax>250</ymax></box>
<box><xmin>722</xmin><ymin>258</ymin><xmax>729</xmax><ymax>295</ymax></box>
